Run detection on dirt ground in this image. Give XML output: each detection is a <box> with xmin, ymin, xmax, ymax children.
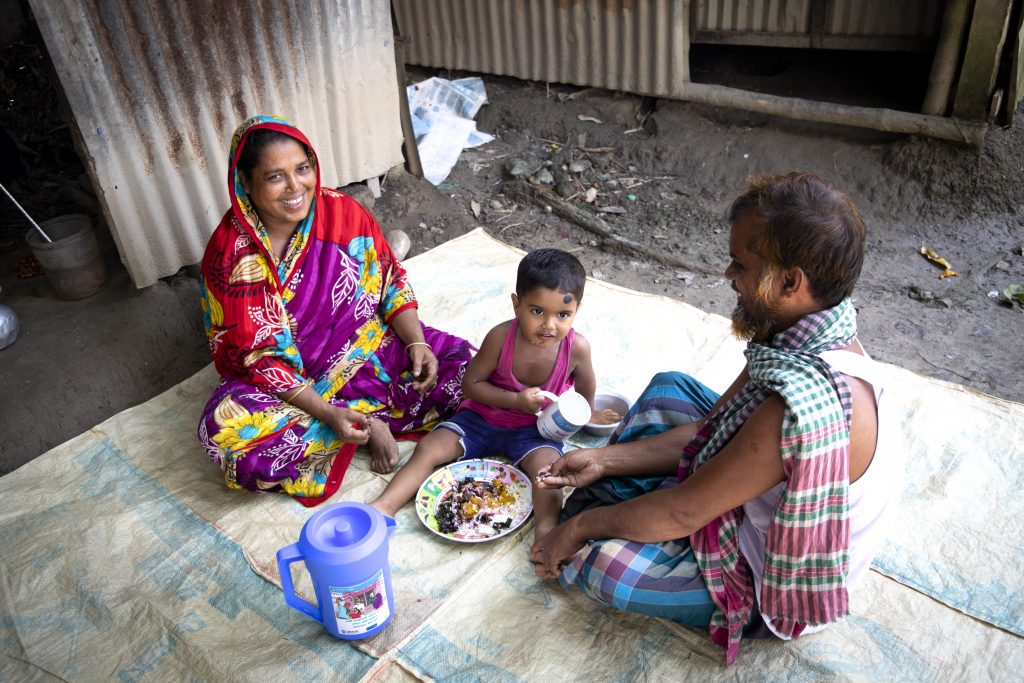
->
<box><xmin>2</xmin><ymin>60</ymin><xmax>1023</xmax><ymax>477</ymax></box>
<box><xmin>386</xmin><ymin>68</ymin><xmax>1024</xmax><ymax>402</ymax></box>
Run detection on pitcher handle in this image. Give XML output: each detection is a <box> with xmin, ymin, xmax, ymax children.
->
<box><xmin>276</xmin><ymin>543</ymin><xmax>319</xmax><ymax>621</ymax></box>
<box><xmin>534</xmin><ymin>390</ymin><xmax>559</xmax><ymax>415</ymax></box>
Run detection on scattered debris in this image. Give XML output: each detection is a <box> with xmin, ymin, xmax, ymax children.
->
<box><xmin>501</xmin><ymin>180</ymin><xmax>716</xmax><ymax>275</ymax></box>
<box><xmin>674</xmin><ymin>270</ymin><xmax>695</xmax><ymax>284</ymax></box>
<box><xmin>577</xmin><ymin>115</ymin><xmax>603</xmax><ymax>124</ymax></box>
<box><xmin>909</xmin><ymin>285</ymin><xmax>953</xmax><ymax>308</ymax></box>
<box><xmin>338</xmin><ymin>182</ymin><xmax>376</xmax><ymax>212</ymax></box>
<box><xmin>568</xmin><ymin>160</ymin><xmax>592</xmax><ymax>174</ymax></box>
<box><xmin>470</xmin><ymin>200</ymin><xmax>481</xmax><ymax>218</ymax></box>
<box><xmin>1004</xmin><ymin>284</ymin><xmax>1024</xmax><ymax>309</ymax></box>
<box><xmin>504</xmin><ymin>156</ymin><xmax>545</xmax><ymax>180</ymax></box>
<box><xmin>916</xmin><ymin>352</ymin><xmax>973</xmax><ymax>381</ymax></box>
<box><xmin>530</xmin><ymin>168</ymin><xmax>554</xmax><ymax>186</ymax></box>
<box><xmin>908</xmin><ymin>286</ymin><xmax>934</xmax><ymax>302</ymax></box>
<box><xmin>920</xmin><ymin>244</ymin><xmax>959</xmax><ymax>279</ymax></box>
<box><xmin>15</xmin><ymin>254</ymin><xmax>42</xmax><ymax>278</ymax></box>
<box><xmin>407</xmin><ymin>76</ymin><xmax>494</xmax><ymax>185</ymax></box>
<box><xmin>385</xmin><ymin>229</ymin><xmax>411</xmax><ymax>261</ymax></box>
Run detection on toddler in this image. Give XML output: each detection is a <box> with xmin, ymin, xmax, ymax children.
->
<box><xmin>371</xmin><ymin>248</ymin><xmax>596</xmax><ymax>564</ymax></box>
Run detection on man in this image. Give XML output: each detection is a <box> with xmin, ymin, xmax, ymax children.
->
<box><xmin>535</xmin><ymin>172</ymin><xmax>901</xmax><ymax>665</ymax></box>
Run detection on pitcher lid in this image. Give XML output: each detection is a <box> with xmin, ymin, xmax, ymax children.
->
<box><xmin>299</xmin><ymin>502</ymin><xmax>389</xmax><ymax>564</ymax></box>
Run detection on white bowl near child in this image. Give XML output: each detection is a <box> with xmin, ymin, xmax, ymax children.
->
<box><xmin>583</xmin><ymin>391</ymin><xmax>631</xmax><ymax>437</ymax></box>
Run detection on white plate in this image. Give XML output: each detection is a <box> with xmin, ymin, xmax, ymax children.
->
<box><xmin>415</xmin><ymin>459</ymin><xmax>533</xmax><ymax>543</ymax></box>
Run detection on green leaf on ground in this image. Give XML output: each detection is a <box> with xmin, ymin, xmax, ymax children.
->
<box><xmin>1004</xmin><ymin>284</ymin><xmax>1024</xmax><ymax>305</ymax></box>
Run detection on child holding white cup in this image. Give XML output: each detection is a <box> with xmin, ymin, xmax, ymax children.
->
<box><xmin>371</xmin><ymin>249</ymin><xmax>596</xmax><ymax>566</ymax></box>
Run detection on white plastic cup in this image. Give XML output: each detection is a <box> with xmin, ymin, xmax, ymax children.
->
<box><xmin>535</xmin><ymin>390</ymin><xmax>591</xmax><ymax>441</ymax></box>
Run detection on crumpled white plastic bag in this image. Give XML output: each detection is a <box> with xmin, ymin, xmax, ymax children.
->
<box><xmin>407</xmin><ymin>77</ymin><xmax>495</xmax><ymax>185</ymax></box>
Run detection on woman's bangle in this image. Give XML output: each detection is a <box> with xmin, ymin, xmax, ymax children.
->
<box><xmin>286</xmin><ymin>381</ymin><xmax>311</xmax><ymax>403</ymax></box>
<box><xmin>405</xmin><ymin>341</ymin><xmax>432</xmax><ymax>356</ymax></box>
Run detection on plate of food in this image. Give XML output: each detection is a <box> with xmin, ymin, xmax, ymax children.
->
<box><xmin>415</xmin><ymin>459</ymin><xmax>533</xmax><ymax>542</ymax></box>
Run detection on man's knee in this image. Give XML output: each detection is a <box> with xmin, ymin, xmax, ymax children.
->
<box><xmin>650</xmin><ymin>370</ymin><xmax>690</xmax><ymax>386</ymax></box>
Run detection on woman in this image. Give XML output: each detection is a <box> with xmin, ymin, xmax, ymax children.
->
<box><xmin>197</xmin><ymin>115</ymin><xmax>474</xmax><ymax>505</ymax></box>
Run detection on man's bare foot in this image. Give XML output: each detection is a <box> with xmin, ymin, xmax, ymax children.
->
<box><xmin>530</xmin><ymin>521</ymin><xmax>556</xmax><ymax>574</ymax></box>
<box><xmin>367</xmin><ymin>418</ymin><xmax>400</xmax><ymax>473</ymax></box>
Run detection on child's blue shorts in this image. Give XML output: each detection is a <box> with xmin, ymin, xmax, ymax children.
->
<box><xmin>437</xmin><ymin>409</ymin><xmax>564</xmax><ymax>466</ymax></box>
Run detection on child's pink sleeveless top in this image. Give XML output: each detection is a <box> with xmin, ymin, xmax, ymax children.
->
<box><xmin>460</xmin><ymin>319</ymin><xmax>575</xmax><ymax>428</ymax></box>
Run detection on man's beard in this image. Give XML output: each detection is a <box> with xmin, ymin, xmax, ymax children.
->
<box><xmin>731</xmin><ymin>272</ymin><xmax>779</xmax><ymax>343</ymax></box>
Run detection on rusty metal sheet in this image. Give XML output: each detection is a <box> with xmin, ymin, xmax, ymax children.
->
<box><xmin>695</xmin><ymin>0</ymin><xmax>810</xmax><ymax>33</ymax></box>
<box><xmin>693</xmin><ymin>0</ymin><xmax>941</xmax><ymax>49</ymax></box>
<box><xmin>29</xmin><ymin>0</ymin><xmax>405</xmax><ymax>287</ymax></box>
<box><xmin>393</xmin><ymin>0</ymin><xmax>690</xmax><ymax>97</ymax></box>
<box><xmin>694</xmin><ymin>0</ymin><xmax>940</xmax><ymax>36</ymax></box>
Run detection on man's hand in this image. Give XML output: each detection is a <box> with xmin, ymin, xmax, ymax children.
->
<box><xmin>535</xmin><ymin>449</ymin><xmax>605</xmax><ymax>489</ymax></box>
<box><xmin>537</xmin><ymin>517</ymin><xmax>588</xmax><ymax>579</ymax></box>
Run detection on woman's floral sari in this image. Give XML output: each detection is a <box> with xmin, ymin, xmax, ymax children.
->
<box><xmin>197</xmin><ymin>116</ymin><xmax>473</xmax><ymax>505</ymax></box>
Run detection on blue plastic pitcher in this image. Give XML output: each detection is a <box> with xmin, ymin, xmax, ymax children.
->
<box><xmin>276</xmin><ymin>502</ymin><xmax>397</xmax><ymax>639</ymax></box>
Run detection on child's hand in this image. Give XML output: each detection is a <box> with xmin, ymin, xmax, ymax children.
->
<box><xmin>516</xmin><ymin>387</ymin><xmax>548</xmax><ymax>415</ymax></box>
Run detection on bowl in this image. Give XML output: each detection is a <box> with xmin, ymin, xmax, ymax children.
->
<box><xmin>582</xmin><ymin>391</ymin><xmax>631</xmax><ymax>436</ymax></box>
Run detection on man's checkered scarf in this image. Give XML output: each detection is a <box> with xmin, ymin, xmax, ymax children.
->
<box><xmin>681</xmin><ymin>298</ymin><xmax>857</xmax><ymax>664</ymax></box>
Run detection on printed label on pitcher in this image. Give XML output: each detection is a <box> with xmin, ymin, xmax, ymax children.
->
<box><xmin>552</xmin><ymin>411</ymin><xmax>576</xmax><ymax>432</ymax></box>
<box><xmin>330</xmin><ymin>570</ymin><xmax>390</xmax><ymax>636</ymax></box>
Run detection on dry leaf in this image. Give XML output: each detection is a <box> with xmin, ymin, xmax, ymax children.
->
<box><xmin>583</xmin><ymin>187</ymin><xmax>598</xmax><ymax>203</ymax></box>
<box><xmin>597</xmin><ymin>205</ymin><xmax>626</xmax><ymax>214</ymax></box>
<box><xmin>920</xmin><ymin>244</ymin><xmax>959</xmax><ymax>279</ymax></box>
<box><xmin>470</xmin><ymin>200</ymin><xmax>481</xmax><ymax>218</ymax></box>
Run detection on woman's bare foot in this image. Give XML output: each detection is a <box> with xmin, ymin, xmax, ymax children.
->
<box><xmin>367</xmin><ymin>418</ymin><xmax>400</xmax><ymax>473</ymax></box>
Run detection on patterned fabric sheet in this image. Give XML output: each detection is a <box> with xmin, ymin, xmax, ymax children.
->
<box><xmin>1</xmin><ymin>228</ymin><xmax>1022</xmax><ymax>681</ymax></box>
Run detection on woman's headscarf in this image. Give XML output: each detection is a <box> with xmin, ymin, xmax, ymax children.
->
<box><xmin>228</xmin><ymin>115</ymin><xmax>321</xmax><ymax>284</ymax></box>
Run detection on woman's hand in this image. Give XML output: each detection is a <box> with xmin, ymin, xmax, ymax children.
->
<box><xmin>326</xmin><ymin>407</ymin><xmax>371</xmax><ymax>445</ymax></box>
<box><xmin>535</xmin><ymin>448</ymin><xmax>605</xmax><ymax>489</ymax></box>
<box><xmin>537</xmin><ymin>517</ymin><xmax>588</xmax><ymax>579</ymax></box>
<box><xmin>407</xmin><ymin>344</ymin><xmax>438</xmax><ymax>394</ymax></box>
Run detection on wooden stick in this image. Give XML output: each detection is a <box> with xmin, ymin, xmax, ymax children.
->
<box><xmin>922</xmin><ymin>0</ymin><xmax>973</xmax><ymax>115</ymax></box>
<box><xmin>502</xmin><ymin>180</ymin><xmax>719</xmax><ymax>276</ymax></box>
<box><xmin>681</xmin><ymin>82</ymin><xmax>987</xmax><ymax>145</ymax></box>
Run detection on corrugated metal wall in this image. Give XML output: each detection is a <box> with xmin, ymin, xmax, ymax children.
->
<box><xmin>394</xmin><ymin>0</ymin><xmax>690</xmax><ymax>97</ymax></box>
<box><xmin>394</xmin><ymin>0</ymin><xmax>942</xmax><ymax>100</ymax></box>
<box><xmin>694</xmin><ymin>0</ymin><xmax>940</xmax><ymax>36</ymax></box>
<box><xmin>826</xmin><ymin>0</ymin><xmax>941</xmax><ymax>37</ymax></box>
<box><xmin>696</xmin><ymin>0</ymin><xmax>810</xmax><ymax>33</ymax></box>
<box><xmin>30</xmin><ymin>0</ymin><xmax>405</xmax><ymax>288</ymax></box>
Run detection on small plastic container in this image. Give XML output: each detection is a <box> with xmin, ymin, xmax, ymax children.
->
<box><xmin>583</xmin><ymin>391</ymin><xmax>631</xmax><ymax>437</ymax></box>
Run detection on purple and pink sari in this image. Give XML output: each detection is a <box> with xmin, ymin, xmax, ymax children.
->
<box><xmin>197</xmin><ymin>116</ymin><xmax>473</xmax><ymax>505</ymax></box>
